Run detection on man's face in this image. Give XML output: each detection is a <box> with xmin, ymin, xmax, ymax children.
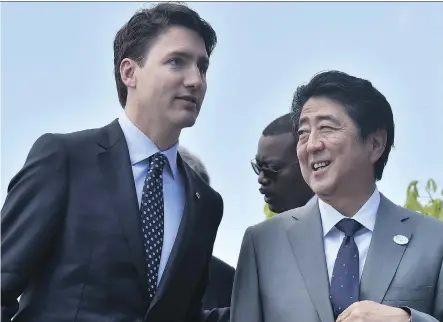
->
<box><xmin>255</xmin><ymin>132</ymin><xmax>313</xmax><ymax>214</ymax></box>
<box><xmin>296</xmin><ymin>97</ymin><xmax>378</xmax><ymax>198</ymax></box>
<box><xmin>126</xmin><ymin>26</ymin><xmax>209</xmax><ymax>130</ymax></box>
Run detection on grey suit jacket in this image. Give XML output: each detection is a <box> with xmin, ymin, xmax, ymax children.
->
<box><xmin>231</xmin><ymin>195</ymin><xmax>443</xmax><ymax>322</ymax></box>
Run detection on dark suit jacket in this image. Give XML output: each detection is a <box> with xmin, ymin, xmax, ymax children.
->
<box><xmin>203</xmin><ymin>256</ymin><xmax>235</xmax><ymax>310</ymax></box>
<box><xmin>1</xmin><ymin>120</ymin><xmax>228</xmax><ymax>322</ymax></box>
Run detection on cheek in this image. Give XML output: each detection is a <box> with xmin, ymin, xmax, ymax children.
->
<box><xmin>198</xmin><ymin>80</ymin><xmax>207</xmax><ymax>101</ymax></box>
<box><xmin>296</xmin><ymin>147</ymin><xmax>309</xmax><ymax>171</ymax></box>
<box><xmin>296</xmin><ymin>145</ymin><xmax>305</xmax><ymax>160</ymax></box>
<box><xmin>298</xmin><ymin>162</ymin><xmax>310</xmax><ymax>178</ymax></box>
<box><xmin>325</xmin><ymin>134</ymin><xmax>348</xmax><ymax>153</ymax></box>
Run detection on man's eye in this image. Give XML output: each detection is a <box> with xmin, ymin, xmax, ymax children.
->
<box><xmin>265</xmin><ymin>165</ymin><xmax>279</xmax><ymax>172</ymax></box>
<box><xmin>167</xmin><ymin>58</ymin><xmax>183</xmax><ymax>66</ymax></box>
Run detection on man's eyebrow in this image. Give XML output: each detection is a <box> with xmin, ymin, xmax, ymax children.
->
<box><xmin>315</xmin><ymin>115</ymin><xmax>340</xmax><ymax>124</ymax></box>
<box><xmin>167</xmin><ymin>50</ymin><xmax>209</xmax><ymax>65</ymax></box>
<box><xmin>256</xmin><ymin>157</ymin><xmax>282</xmax><ymax>165</ymax></box>
<box><xmin>298</xmin><ymin>116</ymin><xmax>308</xmax><ymax>127</ymax></box>
<box><xmin>298</xmin><ymin>114</ymin><xmax>340</xmax><ymax>126</ymax></box>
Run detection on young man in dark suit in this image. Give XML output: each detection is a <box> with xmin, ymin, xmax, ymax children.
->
<box><xmin>1</xmin><ymin>3</ymin><xmax>228</xmax><ymax>322</ymax></box>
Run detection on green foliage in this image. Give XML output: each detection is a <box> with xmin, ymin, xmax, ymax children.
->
<box><xmin>404</xmin><ymin>179</ymin><xmax>443</xmax><ymax>221</ymax></box>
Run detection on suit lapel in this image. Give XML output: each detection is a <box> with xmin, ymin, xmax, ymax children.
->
<box><xmin>360</xmin><ymin>194</ymin><xmax>414</xmax><ymax>303</ymax></box>
<box><xmin>148</xmin><ymin>155</ymin><xmax>201</xmax><ymax>310</ymax></box>
<box><xmin>96</xmin><ymin>120</ymin><xmax>150</xmax><ymax>295</ymax></box>
<box><xmin>286</xmin><ymin>198</ymin><xmax>335</xmax><ymax>322</ymax></box>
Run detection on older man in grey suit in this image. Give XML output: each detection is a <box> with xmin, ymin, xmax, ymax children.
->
<box><xmin>231</xmin><ymin>71</ymin><xmax>443</xmax><ymax>322</ymax></box>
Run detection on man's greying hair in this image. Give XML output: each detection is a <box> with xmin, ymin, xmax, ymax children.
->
<box><xmin>291</xmin><ymin>70</ymin><xmax>394</xmax><ymax>181</ymax></box>
<box><xmin>178</xmin><ymin>146</ymin><xmax>210</xmax><ymax>184</ymax></box>
<box><xmin>113</xmin><ymin>2</ymin><xmax>217</xmax><ymax>107</ymax></box>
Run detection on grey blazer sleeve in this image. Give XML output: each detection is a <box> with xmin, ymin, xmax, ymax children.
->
<box><xmin>408</xmin><ymin>258</ymin><xmax>443</xmax><ymax>322</ymax></box>
<box><xmin>231</xmin><ymin>226</ymin><xmax>263</xmax><ymax>322</ymax></box>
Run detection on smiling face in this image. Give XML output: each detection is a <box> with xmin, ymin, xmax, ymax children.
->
<box><xmin>121</xmin><ymin>25</ymin><xmax>209</xmax><ymax>131</ymax></box>
<box><xmin>296</xmin><ymin>96</ymin><xmax>382</xmax><ymax>200</ymax></box>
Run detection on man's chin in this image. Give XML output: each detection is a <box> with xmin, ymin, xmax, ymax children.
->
<box><xmin>172</xmin><ymin>111</ymin><xmax>199</xmax><ymax>129</ymax></box>
<box><xmin>310</xmin><ymin>180</ymin><xmax>335</xmax><ymax>198</ymax></box>
<box><xmin>268</xmin><ymin>203</ymin><xmax>281</xmax><ymax>214</ymax></box>
<box><xmin>171</xmin><ymin>118</ymin><xmax>196</xmax><ymax>130</ymax></box>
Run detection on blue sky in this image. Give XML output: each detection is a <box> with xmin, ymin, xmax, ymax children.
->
<box><xmin>2</xmin><ymin>2</ymin><xmax>443</xmax><ymax>266</ymax></box>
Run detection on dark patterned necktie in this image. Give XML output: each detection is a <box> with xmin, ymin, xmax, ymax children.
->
<box><xmin>330</xmin><ymin>218</ymin><xmax>363</xmax><ymax>318</ymax></box>
<box><xmin>140</xmin><ymin>152</ymin><xmax>168</xmax><ymax>300</ymax></box>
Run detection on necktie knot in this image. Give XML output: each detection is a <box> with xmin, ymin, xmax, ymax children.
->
<box><xmin>148</xmin><ymin>152</ymin><xmax>168</xmax><ymax>172</ymax></box>
<box><xmin>336</xmin><ymin>218</ymin><xmax>362</xmax><ymax>237</ymax></box>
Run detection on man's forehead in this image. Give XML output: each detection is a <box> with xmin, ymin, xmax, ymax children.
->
<box><xmin>258</xmin><ymin>134</ymin><xmax>297</xmax><ymax>159</ymax></box>
<box><xmin>259</xmin><ymin>133</ymin><xmax>296</xmax><ymax>147</ymax></box>
<box><xmin>153</xmin><ymin>26</ymin><xmax>208</xmax><ymax>56</ymax></box>
<box><xmin>299</xmin><ymin>98</ymin><xmax>346</xmax><ymax>122</ymax></box>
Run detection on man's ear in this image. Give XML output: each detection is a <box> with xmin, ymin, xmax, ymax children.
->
<box><xmin>368</xmin><ymin>129</ymin><xmax>387</xmax><ymax>164</ymax></box>
<box><xmin>120</xmin><ymin>58</ymin><xmax>137</xmax><ymax>89</ymax></box>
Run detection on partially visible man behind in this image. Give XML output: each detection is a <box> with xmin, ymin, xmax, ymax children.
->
<box><xmin>2</xmin><ymin>3</ymin><xmax>228</xmax><ymax>322</ymax></box>
<box><xmin>178</xmin><ymin>146</ymin><xmax>235</xmax><ymax>310</ymax></box>
<box><xmin>251</xmin><ymin>113</ymin><xmax>314</xmax><ymax>215</ymax></box>
<box><xmin>232</xmin><ymin>71</ymin><xmax>443</xmax><ymax>322</ymax></box>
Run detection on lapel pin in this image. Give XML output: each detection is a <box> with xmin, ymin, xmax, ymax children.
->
<box><xmin>195</xmin><ymin>192</ymin><xmax>200</xmax><ymax>199</ymax></box>
<box><xmin>393</xmin><ymin>235</ymin><xmax>409</xmax><ymax>245</ymax></box>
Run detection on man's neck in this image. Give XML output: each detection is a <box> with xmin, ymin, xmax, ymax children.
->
<box><xmin>125</xmin><ymin>107</ymin><xmax>180</xmax><ymax>151</ymax></box>
<box><xmin>320</xmin><ymin>184</ymin><xmax>376</xmax><ymax>218</ymax></box>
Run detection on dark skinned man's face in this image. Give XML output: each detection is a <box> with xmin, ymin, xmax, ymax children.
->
<box><xmin>255</xmin><ymin>132</ymin><xmax>314</xmax><ymax>214</ymax></box>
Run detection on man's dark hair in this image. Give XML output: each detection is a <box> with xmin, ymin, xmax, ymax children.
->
<box><xmin>291</xmin><ymin>70</ymin><xmax>395</xmax><ymax>181</ymax></box>
<box><xmin>262</xmin><ymin>113</ymin><xmax>295</xmax><ymax>136</ymax></box>
<box><xmin>113</xmin><ymin>2</ymin><xmax>217</xmax><ymax>107</ymax></box>
<box><xmin>178</xmin><ymin>146</ymin><xmax>210</xmax><ymax>185</ymax></box>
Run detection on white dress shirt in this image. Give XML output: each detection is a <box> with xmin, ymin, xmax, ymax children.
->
<box><xmin>118</xmin><ymin>112</ymin><xmax>185</xmax><ymax>286</ymax></box>
<box><xmin>319</xmin><ymin>188</ymin><xmax>380</xmax><ymax>283</ymax></box>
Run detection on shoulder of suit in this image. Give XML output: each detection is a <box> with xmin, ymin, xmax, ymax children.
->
<box><xmin>403</xmin><ymin>206</ymin><xmax>443</xmax><ymax>236</ymax></box>
<box><xmin>39</xmin><ymin>123</ymin><xmax>109</xmax><ymax>146</ymax></box>
<box><xmin>248</xmin><ymin>206</ymin><xmax>302</xmax><ymax>236</ymax></box>
<box><xmin>36</xmin><ymin>121</ymin><xmax>121</xmax><ymax>155</ymax></box>
<box><xmin>247</xmin><ymin>197</ymin><xmax>318</xmax><ymax>237</ymax></box>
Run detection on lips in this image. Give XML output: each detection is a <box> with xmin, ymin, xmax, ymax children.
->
<box><xmin>259</xmin><ymin>188</ymin><xmax>274</xmax><ymax>202</ymax></box>
<box><xmin>311</xmin><ymin>160</ymin><xmax>331</xmax><ymax>171</ymax></box>
<box><xmin>264</xmin><ymin>194</ymin><xmax>274</xmax><ymax>203</ymax></box>
<box><xmin>176</xmin><ymin>95</ymin><xmax>197</xmax><ymax>104</ymax></box>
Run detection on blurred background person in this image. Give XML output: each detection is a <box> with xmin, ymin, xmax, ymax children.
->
<box><xmin>251</xmin><ymin>113</ymin><xmax>314</xmax><ymax>218</ymax></box>
<box><xmin>178</xmin><ymin>146</ymin><xmax>235</xmax><ymax>310</ymax></box>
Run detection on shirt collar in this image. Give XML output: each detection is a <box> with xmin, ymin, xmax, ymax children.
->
<box><xmin>118</xmin><ymin>111</ymin><xmax>179</xmax><ymax>179</ymax></box>
<box><xmin>319</xmin><ymin>187</ymin><xmax>380</xmax><ymax>237</ymax></box>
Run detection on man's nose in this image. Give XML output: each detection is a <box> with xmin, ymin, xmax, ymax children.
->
<box><xmin>184</xmin><ymin>65</ymin><xmax>204</xmax><ymax>89</ymax></box>
<box><xmin>306</xmin><ymin>131</ymin><xmax>324</xmax><ymax>153</ymax></box>
<box><xmin>258</xmin><ymin>171</ymin><xmax>270</xmax><ymax>186</ymax></box>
